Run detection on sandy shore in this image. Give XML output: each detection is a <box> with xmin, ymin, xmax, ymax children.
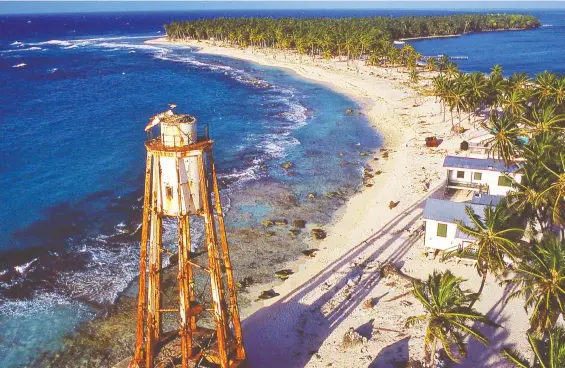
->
<box><xmin>147</xmin><ymin>37</ymin><xmax>529</xmax><ymax>367</ymax></box>
<box><xmin>400</xmin><ymin>34</ymin><xmax>462</xmax><ymax>41</ymax></box>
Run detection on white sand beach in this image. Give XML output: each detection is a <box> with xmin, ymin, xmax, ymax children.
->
<box><xmin>147</xmin><ymin>37</ymin><xmax>529</xmax><ymax>367</ymax></box>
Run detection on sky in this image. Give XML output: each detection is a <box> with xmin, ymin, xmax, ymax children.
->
<box><xmin>0</xmin><ymin>1</ymin><xmax>564</xmax><ymax>15</ymax></box>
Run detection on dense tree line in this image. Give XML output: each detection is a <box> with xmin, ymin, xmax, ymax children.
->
<box><xmin>164</xmin><ymin>14</ymin><xmax>540</xmax><ymax>62</ymax></box>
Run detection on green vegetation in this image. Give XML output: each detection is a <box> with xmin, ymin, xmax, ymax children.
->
<box><xmin>430</xmin><ymin>66</ymin><xmax>565</xmax><ymax>366</ymax></box>
<box><xmin>405</xmin><ymin>270</ymin><xmax>495</xmax><ymax>365</ymax></box>
<box><xmin>164</xmin><ymin>14</ymin><xmax>539</xmax><ymax>65</ymax></box>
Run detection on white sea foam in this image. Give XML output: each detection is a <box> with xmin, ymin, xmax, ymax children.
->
<box><xmin>14</xmin><ymin>258</ymin><xmax>38</xmax><ymax>274</ymax></box>
<box><xmin>0</xmin><ymin>292</ymin><xmax>88</xmax><ymax>317</ymax></box>
<box><xmin>12</xmin><ymin>63</ymin><xmax>27</xmax><ymax>68</ymax></box>
<box><xmin>0</xmin><ymin>47</ymin><xmax>42</xmax><ymax>53</ymax></box>
<box><xmin>10</xmin><ymin>41</ymin><xmax>24</xmax><ymax>47</ymax></box>
<box><xmin>48</xmin><ymin>68</ymin><xmax>58</xmax><ymax>73</ymax></box>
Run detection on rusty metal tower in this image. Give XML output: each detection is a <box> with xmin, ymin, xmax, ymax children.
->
<box><xmin>130</xmin><ymin>107</ymin><xmax>246</xmax><ymax>368</ymax></box>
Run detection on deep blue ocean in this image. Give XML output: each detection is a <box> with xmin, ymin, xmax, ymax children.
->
<box><xmin>0</xmin><ymin>8</ymin><xmax>563</xmax><ymax>367</ymax></box>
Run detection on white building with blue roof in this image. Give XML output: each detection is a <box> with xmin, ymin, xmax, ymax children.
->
<box><xmin>422</xmin><ymin>194</ymin><xmax>503</xmax><ymax>254</ymax></box>
<box><xmin>443</xmin><ymin>156</ymin><xmax>522</xmax><ymax>196</ymax></box>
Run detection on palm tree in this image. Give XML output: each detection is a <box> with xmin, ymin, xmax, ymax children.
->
<box><xmin>405</xmin><ymin>270</ymin><xmax>494</xmax><ymax>364</ymax></box>
<box><xmin>504</xmin><ymin>234</ymin><xmax>565</xmax><ymax>334</ymax></box>
<box><xmin>539</xmin><ymin>153</ymin><xmax>565</xmax><ymax>226</ymax></box>
<box><xmin>491</xmin><ymin>64</ymin><xmax>504</xmax><ymax>80</ymax></box>
<box><xmin>502</xmin><ymin>326</ymin><xmax>565</xmax><ymax>368</ymax></box>
<box><xmin>454</xmin><ymin>203</ymin><xmax>523</xmax><ymax>307</ymax></box>
<box><xmin>521</xmin><ymin>103</ymin><xmax>565</xmax><ymax>137</ymax></box>
<box><xmin>410</xmin><ymin>69</ymin><xmax>421</xmax><ymax>104</ymax></box>
<box><xmin>445</xmin><ymin>62</ymin><xmax>459</xmax><ymax>79</ymax></box>
<box><xmin>483</xmin><ymin>112</ymin><xmax>523</xmax><ymax>165</ymax></box>
<box><xmin>426</xmin><ymin>57</ymin><xmax>437</xmax><ymax>73</ymax></box>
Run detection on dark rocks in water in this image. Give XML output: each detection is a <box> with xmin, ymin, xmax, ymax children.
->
<box><xmin>345</xmin><ymin>108</ymin><xmax>354</xmax><ymax>114</ymax></box>
<box><xmin>289</xmin><ymin>229</ymin><xmax>301</xmax><ymax>237</ymax></box>
<box><xmin>324</xmin><ymin>192</ymin><xmax>339</xmax><ymax>199</ymax></box>
<box><xmin>311</xmin><ymin>229</ymin><xmax>326</xmax><ymax>240</ymax></box>
<box><xmin>262</xmin><ymin>219</ymin><xmax>288</xmax><ymax>227</ymax></box>
<box><xmin>257</xmin><ymin>289</ymin><xmax>280</xmax><ymax>301</ymax></box>
<box><xmin>236</xmin><ymin>276</ymin><xmax>254</xmax><ymax>292</ymax></box>
<box><xmin>301</xmin><ymin>249</ymin><xmax>318</xmax><ymax>258</ymax></box>
<box><xmin>388</xmin><ymin>201</ymin><xmax>400</xmax><ymax>210</ymax></box>
<box><xmin>275</xmin><ymin>269</ymin><xmax>294</xmax><ymax>280</ymax></box>
<box><xmin>266</xmin><ymin>230</ymin><xmax>277</xmax><ymax>237</ymax></box>
<box><xmin>261</xmin><ymin>220</ymin><xmax>275</xmax><ymax>227</ymax></box>
<box><xmin>359</xmin><ymin>152</ymin><xmax>369</xmax><ymax>157</ymax></box>
<box><xmin>292</xmin><ymin>219</ymin><xmax>306</xmax><ymax>229</ymax></box>
<box><xmin>281</xmin><ymin>161</ymin><xmax>293</xmax><ymax>170</ymax></box>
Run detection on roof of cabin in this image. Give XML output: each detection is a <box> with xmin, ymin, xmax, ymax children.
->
<box><xmin>471</xmin><ymin>193</ymin><xmax>504</xmax><ymax>206</ymax></box>
<box><xmin>443</xmin><ymin>156</ymin><xmax>519</xmax><ymax>172</ymax></box>
<box><xmin>423</xmin><ymin>198</ymin><xmax>495</xmax><ymax>240</ymax></box>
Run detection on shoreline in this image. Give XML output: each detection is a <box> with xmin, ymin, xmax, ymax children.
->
<box><xmin>139</xmin><ymin>37</ymin><xmax>530</xmax><ymax>366</ymax></box>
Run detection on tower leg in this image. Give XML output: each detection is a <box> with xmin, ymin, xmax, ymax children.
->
<box><xmin>209</xmin><ymin>152</ymin><xmax>246</xmax><ymax>361</ymax></box>
<box><xmin>131</xmin><ymin>152</ymin><xmax>153</xmax><ymax>368</ymax></box>
<box><xmin>176</xmin><ymin>158</ymin><xmax>192</xmax><ymax>368</ymax></box>
<box><xmin>146</xmin><ymin>156</ymin><xmax>162</xmax><ymax>367</ymax></box>
<box><xmin>198</xmin><ymin>154</ymin><xmax>229</xmax><ymax>368</ymax></box>
<box><xmin>182</xmin><ymin>216</ymin><xmax>197</xmax><ymax>331</ymax></box>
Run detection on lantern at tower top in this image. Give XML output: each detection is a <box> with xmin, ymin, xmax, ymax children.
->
<box><xmin>145</xmin><ymin>105</ymin><xmax>197</xmax><ymax>148</ymax></box>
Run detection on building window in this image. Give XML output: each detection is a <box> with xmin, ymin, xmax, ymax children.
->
<box><xmin>474</xmin><ymin>172</ymin><xmax>482</xmax><ymax>181</ymax></box>
<box><xmin>437</xmin><ymin>223</ymin><xmax>448</xmax><ymax>237</ymax></box>
<box><xmin>456</xmin><ymin>171</ymin><xmax>465</xmax><ymax>179</ymax></box>
<box><xmin>498</xmin><ymin>176</ymin><xmax>513</xmax><ymax>187</ymax></box>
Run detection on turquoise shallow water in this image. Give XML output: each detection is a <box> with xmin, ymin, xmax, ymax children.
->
<box><xmin>0</xmin><ymin>8</ymin><xmax>563</xmax><ymax>367</ymax></box>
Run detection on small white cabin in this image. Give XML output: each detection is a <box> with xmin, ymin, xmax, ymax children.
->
<box><xmin>422</xmin><ymin>194</ymin><xmax>502</xmax><ymax>254</ymax></box>
<box><xmin>444</xmin><ymin>156</ymin><xmax>521</xmax><ymax>196</ymax></box>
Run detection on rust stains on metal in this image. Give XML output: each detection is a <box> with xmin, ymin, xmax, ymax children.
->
<box><xmin>129</xmin><ymin>109</ymin><xmax>246</xmax><ymax>368</ymax></box>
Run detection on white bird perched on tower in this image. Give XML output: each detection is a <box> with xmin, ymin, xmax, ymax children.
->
<box><xmin>144</xmin><ymin>104</ymin><xmax>178</xmax><ymax>132</ymax></box>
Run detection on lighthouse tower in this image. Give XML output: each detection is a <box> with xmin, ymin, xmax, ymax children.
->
<box><xmin>130</xmin><ymin>107</ymin><xmax>246</xmax><ymax>368</ymax></box>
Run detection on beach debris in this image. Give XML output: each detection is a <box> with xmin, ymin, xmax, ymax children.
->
<box><xmin>388</xmin><ymin>201</ymin><xmax>400</xmax><ymax>209</ymax></box>
<box><xmin>341</xmin><ymin>327</ymin><xmax>367</xmax><ymax>350</ymax></box>
<box><xmin>236</xmin><ymin>276</ymin><xmax>254</xmax><ymax>292</ymax></box>
<box><xmin>374</xmin><ymin>170</ymin><xmax>382</xmax><ymax>175</ymax></box>
<box><xmin>363</xmin><ymin>298</ymin><xmax>374</xmax><ymax>309</ymax></box>
<box><xmin>281</xmin><ymin>161</ymin><xmax>293</xmax><ymax>170</ymax></box>
<box><xmin>384</xmin><ymin>291</ymin><xmax>411</xmax><ymax>302</ymax></box>
<box><xmin>382</xmin><ymin>151</ymin><xmax>389</xmax><ymax>158</ymax></box>
<box><xmin>257</xmin><ymin>289</ymin><xmax>280</xmax><ymax>301</ymax></box>
<box><xmin>359</xmin><ymin>152</ymin><xmax>369</xmax><ymax>157</ymax></box>
<box><xmin>347</xmin><ymin>275</ymin><xmax>362</xmax><ymax>287</ymax></box>
<box><xmin>380</xmin><ymin>262</ymin><xmax>419</xmax><ymax>283</ymax></box>
<box><xmin>302</xmin><ymin>249</ymin><xmax>318</xmax><ymax>258</ymax></box>
<box><xmin>292</xmin><ymin>219</ymin><xmax>306</xmax><ymax>228</ymax></box>
<box><xmin>307</xmin><ymin>192</ymin><xmax>316</xmax><ymax>200</ymax></box>
<box><xmin>311</xmin><ymin>228</ymin><xmax>327</xmax><ymax>240</ymax></box>
<box><xmin>275</xmin><ymin>269</ymin><xmax>294</xmax><ymax>280</ymax></box>
<box><xmin>345</xmin><ymin>108</ymin><xmax>354</xmax><ymax>114</ymax></box>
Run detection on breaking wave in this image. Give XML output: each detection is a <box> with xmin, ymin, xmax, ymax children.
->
<box><xmin>12</xmin><ymin>63</ymin><xmax>26</xmax><ymax>68</ymax></box>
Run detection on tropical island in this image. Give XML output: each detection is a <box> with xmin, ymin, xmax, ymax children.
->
<box><xmin>40</xmin><ymin>12</ymin><xmax>565</xmax><ymax>368</ymax></box>
<box><xmin>164</xmin><ymin>13</ymin><xmax>541</xmax><ymax>61</ymax></box>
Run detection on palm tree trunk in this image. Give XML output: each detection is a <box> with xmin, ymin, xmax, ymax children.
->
<box><xmin>469</xmin><ymin>272</ymin><xmax>487</xmax><ymax>309</ymax></box>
